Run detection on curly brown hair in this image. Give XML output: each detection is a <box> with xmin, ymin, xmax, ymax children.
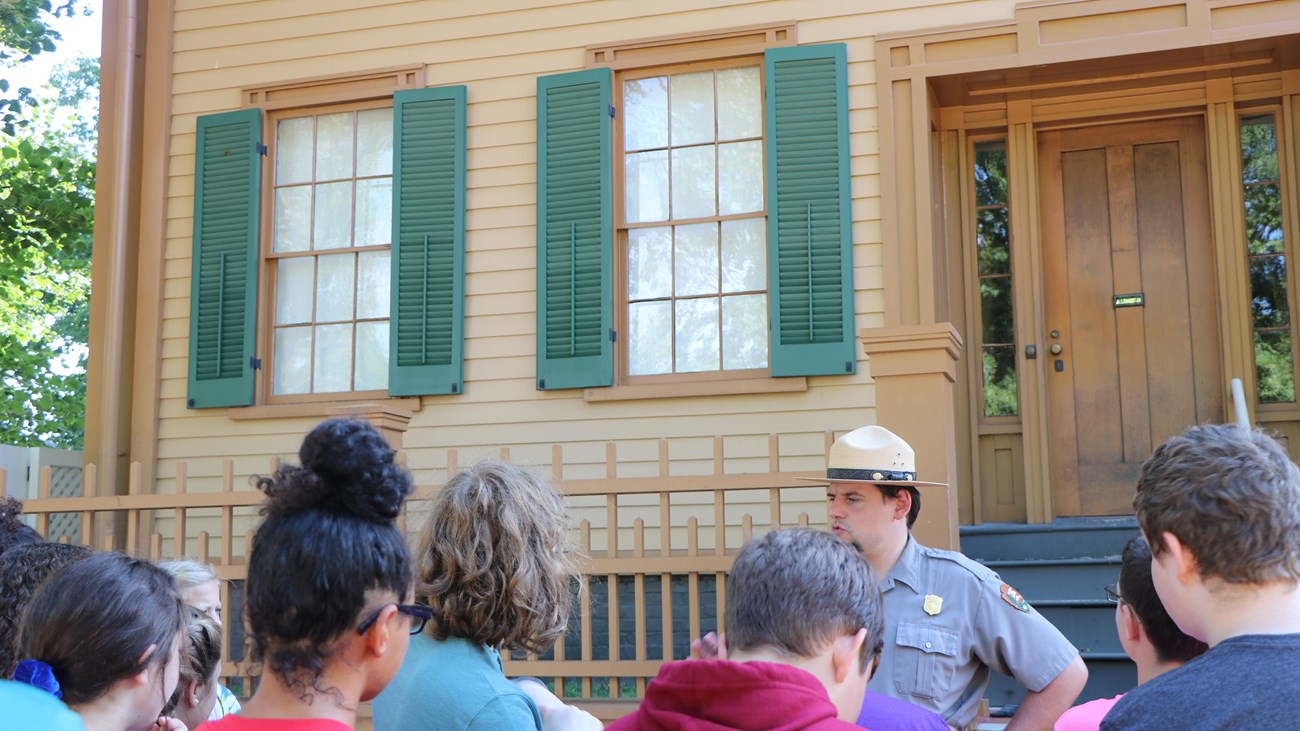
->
<box><xmin>415</xmin><ymin>461</ymin><xmax>576</xmax><ymax>653</ymax></box>
<box><xmin>1135</xmin><ymin>424</ymin><xmax>1300</xmax><ymax>584</ymax></box>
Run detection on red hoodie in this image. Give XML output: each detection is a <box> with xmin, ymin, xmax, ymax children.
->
<box><xmin>607</xmin><ymin>660</ymin><xmax>864</xmax><ymax>731</ymax></box>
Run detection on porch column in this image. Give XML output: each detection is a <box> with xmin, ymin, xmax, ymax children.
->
<box><xmin>860</xmin><ymin>323</ymin><xmax>963</xmax><ymax>551</ymax></box>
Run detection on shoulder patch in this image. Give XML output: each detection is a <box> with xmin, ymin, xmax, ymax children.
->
<box><xmin>1000</xmin><ymin>583</ymin><xmax>1031</xmax><ymax>613</ymax></box>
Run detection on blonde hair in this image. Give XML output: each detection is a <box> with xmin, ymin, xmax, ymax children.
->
<box><xmin>163</xmin><ymin>607</ymin><xmax>223</xmax><ymax>717</ymax></box>
<box><xmin>159</xmin><ymin>558</ymin><xmax>219</xmax><ymax>591</ymax></box>
<box><xmin>416</xmin><ymin>461</ymin><xmax>576</xmax><ymax>653</ymax></box>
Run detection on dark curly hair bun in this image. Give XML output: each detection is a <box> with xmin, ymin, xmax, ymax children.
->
<box><xmin>260</xmin><ymin>418</ymin><xmax>412</xmax><ymax>523</ymax></box>
<box><xmin>0</xmin><ymin>497</ymin><xmax>42</xmax><ymax>556</ymax></box>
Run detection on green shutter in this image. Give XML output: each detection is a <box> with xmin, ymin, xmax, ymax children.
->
<box><xmin>536</xmin><ymin>68</ymin><xmax>613</xmax><ymax>390</ymax></box>
<box><xmin>765</xmin><ymin>44</ymin><xmax>856</xmax><ymax>377</ymax></box>
<box><xmin>187</xmin><ymin>109</ymin><xmax>262</xmax><ymax>409</ymax></box>
<box><xmin>390</xmin><ymin>86</ymin><xmax>467</xmax><ymax>396</ymax></box>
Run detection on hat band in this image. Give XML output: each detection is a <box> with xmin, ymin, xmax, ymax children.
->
<box><xmin>827</xmin><ymin>468</ymin><xmax>916</xmax><ymax>482</ymax></box>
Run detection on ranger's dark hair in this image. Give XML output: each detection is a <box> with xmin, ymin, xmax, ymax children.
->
<box><xmin>247</xmin><ymin>418</ymin><xmax>412</xmax><ymax>699</ymax></box>
<box><xmin>726</xmin><ymin>528</ymin><xmax>884</xmax><ymax>672</ymax></box>
<box><xmin>17</xmin><ymin>552</ymin><xmax>186</xmax><ymax>705</ymax></box>
<box><xmin>876</xmin><ymin>485</ymin><xmax>921</xmax><ymax>528</ymax></box>
<box><xmin>1118</xmin><ymin>535</ymin><xmax>1207</xmax><ymax>664</ymax></box>
<box><xmin>1135</xmin><ymin>424</ymin><xmax>1300</xmax><ymax>584</ymax></box>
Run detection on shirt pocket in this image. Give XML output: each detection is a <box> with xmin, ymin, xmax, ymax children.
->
<box><xmin>893</xmin><ymin>622</ymin><xmax>960</xmax><ymax>701</ymax></box>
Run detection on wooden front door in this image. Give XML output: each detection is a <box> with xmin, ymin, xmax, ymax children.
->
<box><xmin>1038</xmin><ymin>118</ymin><xmax>1222</xmax><ymax>516</ymax></box>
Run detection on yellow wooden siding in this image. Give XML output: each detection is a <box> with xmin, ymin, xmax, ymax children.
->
<box><xmin>153</xmin><ymin>0</ymin><xmax>1015</xmax><ymax>497</ymax></box>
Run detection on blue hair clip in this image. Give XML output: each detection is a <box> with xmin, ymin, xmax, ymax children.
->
<box><xmin>14</xmin><ymin>659</ymin><xmax>63</xmax><ymax>699</ymax></box>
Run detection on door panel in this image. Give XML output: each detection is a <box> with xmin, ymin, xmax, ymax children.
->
<box><xmin>1039</xmin><ymin>118</ymin><xmax>1221</xmax><ymax>516</ymax></box>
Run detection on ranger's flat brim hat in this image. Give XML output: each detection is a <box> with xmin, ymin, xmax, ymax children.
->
<box><xmin>798</xmin><ymin>425</ymin><xmax>947</xmax><ymax>487</ymax></box>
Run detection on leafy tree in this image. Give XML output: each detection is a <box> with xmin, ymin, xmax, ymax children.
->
<box><xmin>1</xmin><ymin>1</ymin><xmax>79</xmax><ymax>135</ymax></box>
<box><xmin>1</xmin><ymin>2</ymin><xmax>95</xmax><ymax>448</ymax></box>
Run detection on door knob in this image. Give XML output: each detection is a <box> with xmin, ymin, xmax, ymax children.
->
<box><xmin>1049</xmin><ymin>343</ymin><xmax>1063</xmax><ymax>355</ymax></box>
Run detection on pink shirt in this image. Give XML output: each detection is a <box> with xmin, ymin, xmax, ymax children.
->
<box><xmin>1054</xmin><ymin>695</ymin><xmax>1124</xmax><ymax>731</ymax></box>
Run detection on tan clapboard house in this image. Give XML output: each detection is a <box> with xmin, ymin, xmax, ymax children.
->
<box><xmin>62</xmin><ymin>0</ymin><xmax>1300</xmax><ymax>717</ymax></box>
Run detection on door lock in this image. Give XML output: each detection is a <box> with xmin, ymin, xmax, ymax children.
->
<box><xmin>1049</xmin><ymin>343</ymin><xmax>1063</xmax><ymax>355</ymax></box>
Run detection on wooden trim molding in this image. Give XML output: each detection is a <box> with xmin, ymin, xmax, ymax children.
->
<box><xmin>243</xmin><ymin>65</ymin><xmax>425</xmax><ymax>110</ymax></box>
<box><xmin>584</xmin><ymin>377</ymin><xmax>807</xmax><ymax>402</ymax></box>
<box><xmin>229</xmin><ymin>400</ymin><xmax>417</xmax><ymax>449</ymax></box>
<box><xmin>587</xmin><ymin>22</ymin><xmax>796</xmax><ymax>70</ymax></box>
<box><xmin>860</xmin><ymin>323</ymin><xmax>963</xmax><ymax>550</ymax></box>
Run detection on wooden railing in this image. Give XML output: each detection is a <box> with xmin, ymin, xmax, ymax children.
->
<box><xmin>11</xmin><ymin>433</ymin><xmax>834</xmax><ymax>721</ymax></box>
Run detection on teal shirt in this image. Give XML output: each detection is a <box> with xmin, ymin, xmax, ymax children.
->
<box><xmin>372</xmin><ymin>634</ymin><xmax>543</xmax><ymax>731</ymax></box>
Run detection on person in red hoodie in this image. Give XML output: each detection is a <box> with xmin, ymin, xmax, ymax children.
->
<box><xmin>609</xmin><ymin>528</ymin><xmax>884</xmax><ymax>731</ymax></box>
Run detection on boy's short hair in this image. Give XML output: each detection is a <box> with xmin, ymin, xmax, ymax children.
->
<box><xmin>725</xmin><ymin>528</ymin><xmax>884</xmax><ymax>671</ymax></box>
<box><xmin>1118</xmin><ymin>535</ymin><xmax>1207</xmax><ymax>664</ymax></box>
<box><xmin>1134</xmin><ymin>424</ymin><xmax>1300</xmax><ymax>584</ymax></box>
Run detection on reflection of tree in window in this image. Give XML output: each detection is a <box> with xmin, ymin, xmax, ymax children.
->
<box><xmin>620</xmin><ymin>64</ymin><xmax>767</xmax><ymax>377</ymax></box>
<box><xmin>1240</xmin><ymin>114</ymin><xmax>1294</xmax><ymax>403</ymax></box>
<box><xmin>974</xmin><ymin>141</ymin><xmax>1017</xmax><ymax>416</ymax></box>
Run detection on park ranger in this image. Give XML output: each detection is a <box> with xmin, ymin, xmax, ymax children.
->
<box><xmin>808</xmin><ymin>426</ymin><xmax>1088</xmax><ymax>731</ymax></box>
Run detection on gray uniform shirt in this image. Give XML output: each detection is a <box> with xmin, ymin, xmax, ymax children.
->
<box><xmin>866</xmin><ymin>536</ymin><xmax>1079</xmax><ymax>730</ymax></box>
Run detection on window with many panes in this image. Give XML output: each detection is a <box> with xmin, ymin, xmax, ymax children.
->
<box><xmin>1239</xmin><ymin>112</ymin><xmax>1296</xmax><ymax>404</ymax></box>
<box><xmin>266</xmin><ymin>104</ymin><xmax>394</xmax><ymax>400</ymax></box>
<box><xmin>618</xmin><ymin>60</ymin><xmax>768</xmax><ymax>380</ymax></box>
<box><xmin>972</xmin><ymin>139</ymin><xmax>1018</xmax><ymax>417</ymax></box>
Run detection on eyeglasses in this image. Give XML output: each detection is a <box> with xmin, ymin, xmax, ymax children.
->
<box><xmin>357</xmin><ymin>603</ymin><xmax>433</xmax><ymax>636</ymax></box>
<box><xmin>1103</xmin><ymin>583</ymin><xmax>1123</xmax><ymax>604</ymax></box>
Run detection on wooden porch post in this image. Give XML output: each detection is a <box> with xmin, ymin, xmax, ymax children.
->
<box><xmin>860</xmin><ymin>323</ymin><xmax>963</xmax><ymax>551</ymax></box>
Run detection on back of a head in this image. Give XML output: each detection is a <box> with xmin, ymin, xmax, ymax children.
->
<box><xmin>1135</xmin><ymin>424</ymin><xmax>1300</xmax><ymax>584</ymax></box>
<box><xmin>158</xmin><ymin>558</ymin><xmax>218</xmax><ymax>592</ymax></box>
<box><xmin>416</xmin><ymin>460</ymin><xmax>575</xmax><ymax>653</ymax></box>
<box><xmin>17</xmin><ymin>552</ymin><xmax>184</xmax><ymax>706</ymax></box>
<box><xmin>247</xmin><ymin>418</ymin><xmax>412</xmax><ymax>692</ymax></box>
<box><xmin>725</xmin><ymin>528</ymin><xmax>884</xmax><ymax>671</ymax></box>
<box><xmin>163</xmin><ymin>607</ymin><xmax>222</xmax><ymax>717</ymax></box>
<box><xmin>0</xmin><ymin>542</ymin><xmax>91</xmax><ymax>678</ymax></box>
<box><xmin>0</xmin><ymin>498</ymin><xmax>41</xmax><ymax>557</ymax></box>
<box><xmin>1118</xmin><ymin>535</ymin><xmax>1207</xmax><ymax>664</ymax></box>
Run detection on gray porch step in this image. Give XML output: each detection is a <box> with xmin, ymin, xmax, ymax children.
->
<box><xmin>980</xmin><ymin>557</ymin><xmax>1121</xmax><ymax>603</ymax></box>
<box><xmin>958</xmin><ymin>518</ymin><xmax>1139</xmax><ymax>713</ymax></box>
<box><xmin>961</xmin><ymin>517</ymin><xmax>1140</xmax><ymax>562</ymax></box>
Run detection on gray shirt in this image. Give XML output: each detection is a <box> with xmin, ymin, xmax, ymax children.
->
<box><xmin>867</xmin><ymin>536</ymin><xmax>1079</xmax><ymax>730</ymax></box>
<box><xmin>1101</xmin><ymin>633</ymin><xmax>1300</xmax><ymax>730</ymax></box>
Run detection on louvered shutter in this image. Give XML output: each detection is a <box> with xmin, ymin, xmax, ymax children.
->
<box><xmin>535</xmin><ymin>69</ymin><xmax>613</xmax><ymax>390</ymax></box>
<box><xmin>389</xmin><ymin>86</ymin><xmax>467</xmax><ymax>396</ymax></box>
<box><xmin>765</xmin><ymin>44</ymin><xmax>856</xmax><ymax>377</ymax></box>
<box><xmin>187</xmin><ymin>109</ymin><xmax>262</xmax><ymax>409</ymax></box>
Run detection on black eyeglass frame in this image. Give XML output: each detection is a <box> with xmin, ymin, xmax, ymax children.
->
<box><xmin>357</xmin><ymin>603</ymin><xmax>433</xmax><ymax>636</ymax></box>
<box><xmin>1103</xmin><ymin>583</ymin><xmax>1123</xmax><ymax>605</ymax></box>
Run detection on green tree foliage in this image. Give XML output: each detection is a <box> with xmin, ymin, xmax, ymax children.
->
<box><xmin>1</xmin><ymin>1</ymin><xmax>95</xmax><ymax>448</ymax></box>
<box><xmin>1</xmin><ymin>1</ymin><xmax>78</xmax><ymax>135</ymax></box>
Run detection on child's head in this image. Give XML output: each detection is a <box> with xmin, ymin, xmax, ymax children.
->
<box><xmin>159</xmin><ymin>559</ymin><xmax>222</xmax><ymax>626</ymax></box>
<box><xmin>1136</xmin><ymin>424</ymin><xmax>1300</xmax><ymax>585</ymax></box>
<box><xmin>17</xmin><ymin>552</ymin><xmax>186</xmax><ymax>722</ymax></box>
<box><xmin>0</xmin><ymin>541</ymin><xmax>91</xmax><ymax>679</ymax></box>
<box><xmin>1116</xmin><ymin>535</ymin><xmax>1207</xmax><ymax>665</ymax></box>
<box><xmin>416</xmin><ymin>460</ymin><xmax>576</xmax><ymax>654</ymax></box>
<box><xmin>162</xmin><ymin>607</ymin><xmax>223</xmax><ymax>729</ymax></box>
<box><xmin>247</xmin><ymin>418</ymin><xmax>414</xmax><ymax>702</ymax></box>
<box><xmin>724</xmin><ymin>528</ymin><xmax>884</xmax><ymax>722</ymax></box>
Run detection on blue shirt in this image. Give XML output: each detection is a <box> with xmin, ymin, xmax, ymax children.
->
<box><xmin>0</xmin><ymin>679</ymin><xmax>87</xmax><ymax>731</ymax></box>
<box><xmin>372</xmin><ymin>634</ymin><xmax>543</xmax><ymax>731</ymax></box>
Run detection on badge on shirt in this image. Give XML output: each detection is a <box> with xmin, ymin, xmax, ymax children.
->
<box><xmin>923</xmin><ymin>594</ymin><xmax>943</xmax><ymax>616</ymax></box>
<box><xmin>1001</xmin><ymin>583</ymin><xmax>1031</xmax><ymax>613</ymax></box>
